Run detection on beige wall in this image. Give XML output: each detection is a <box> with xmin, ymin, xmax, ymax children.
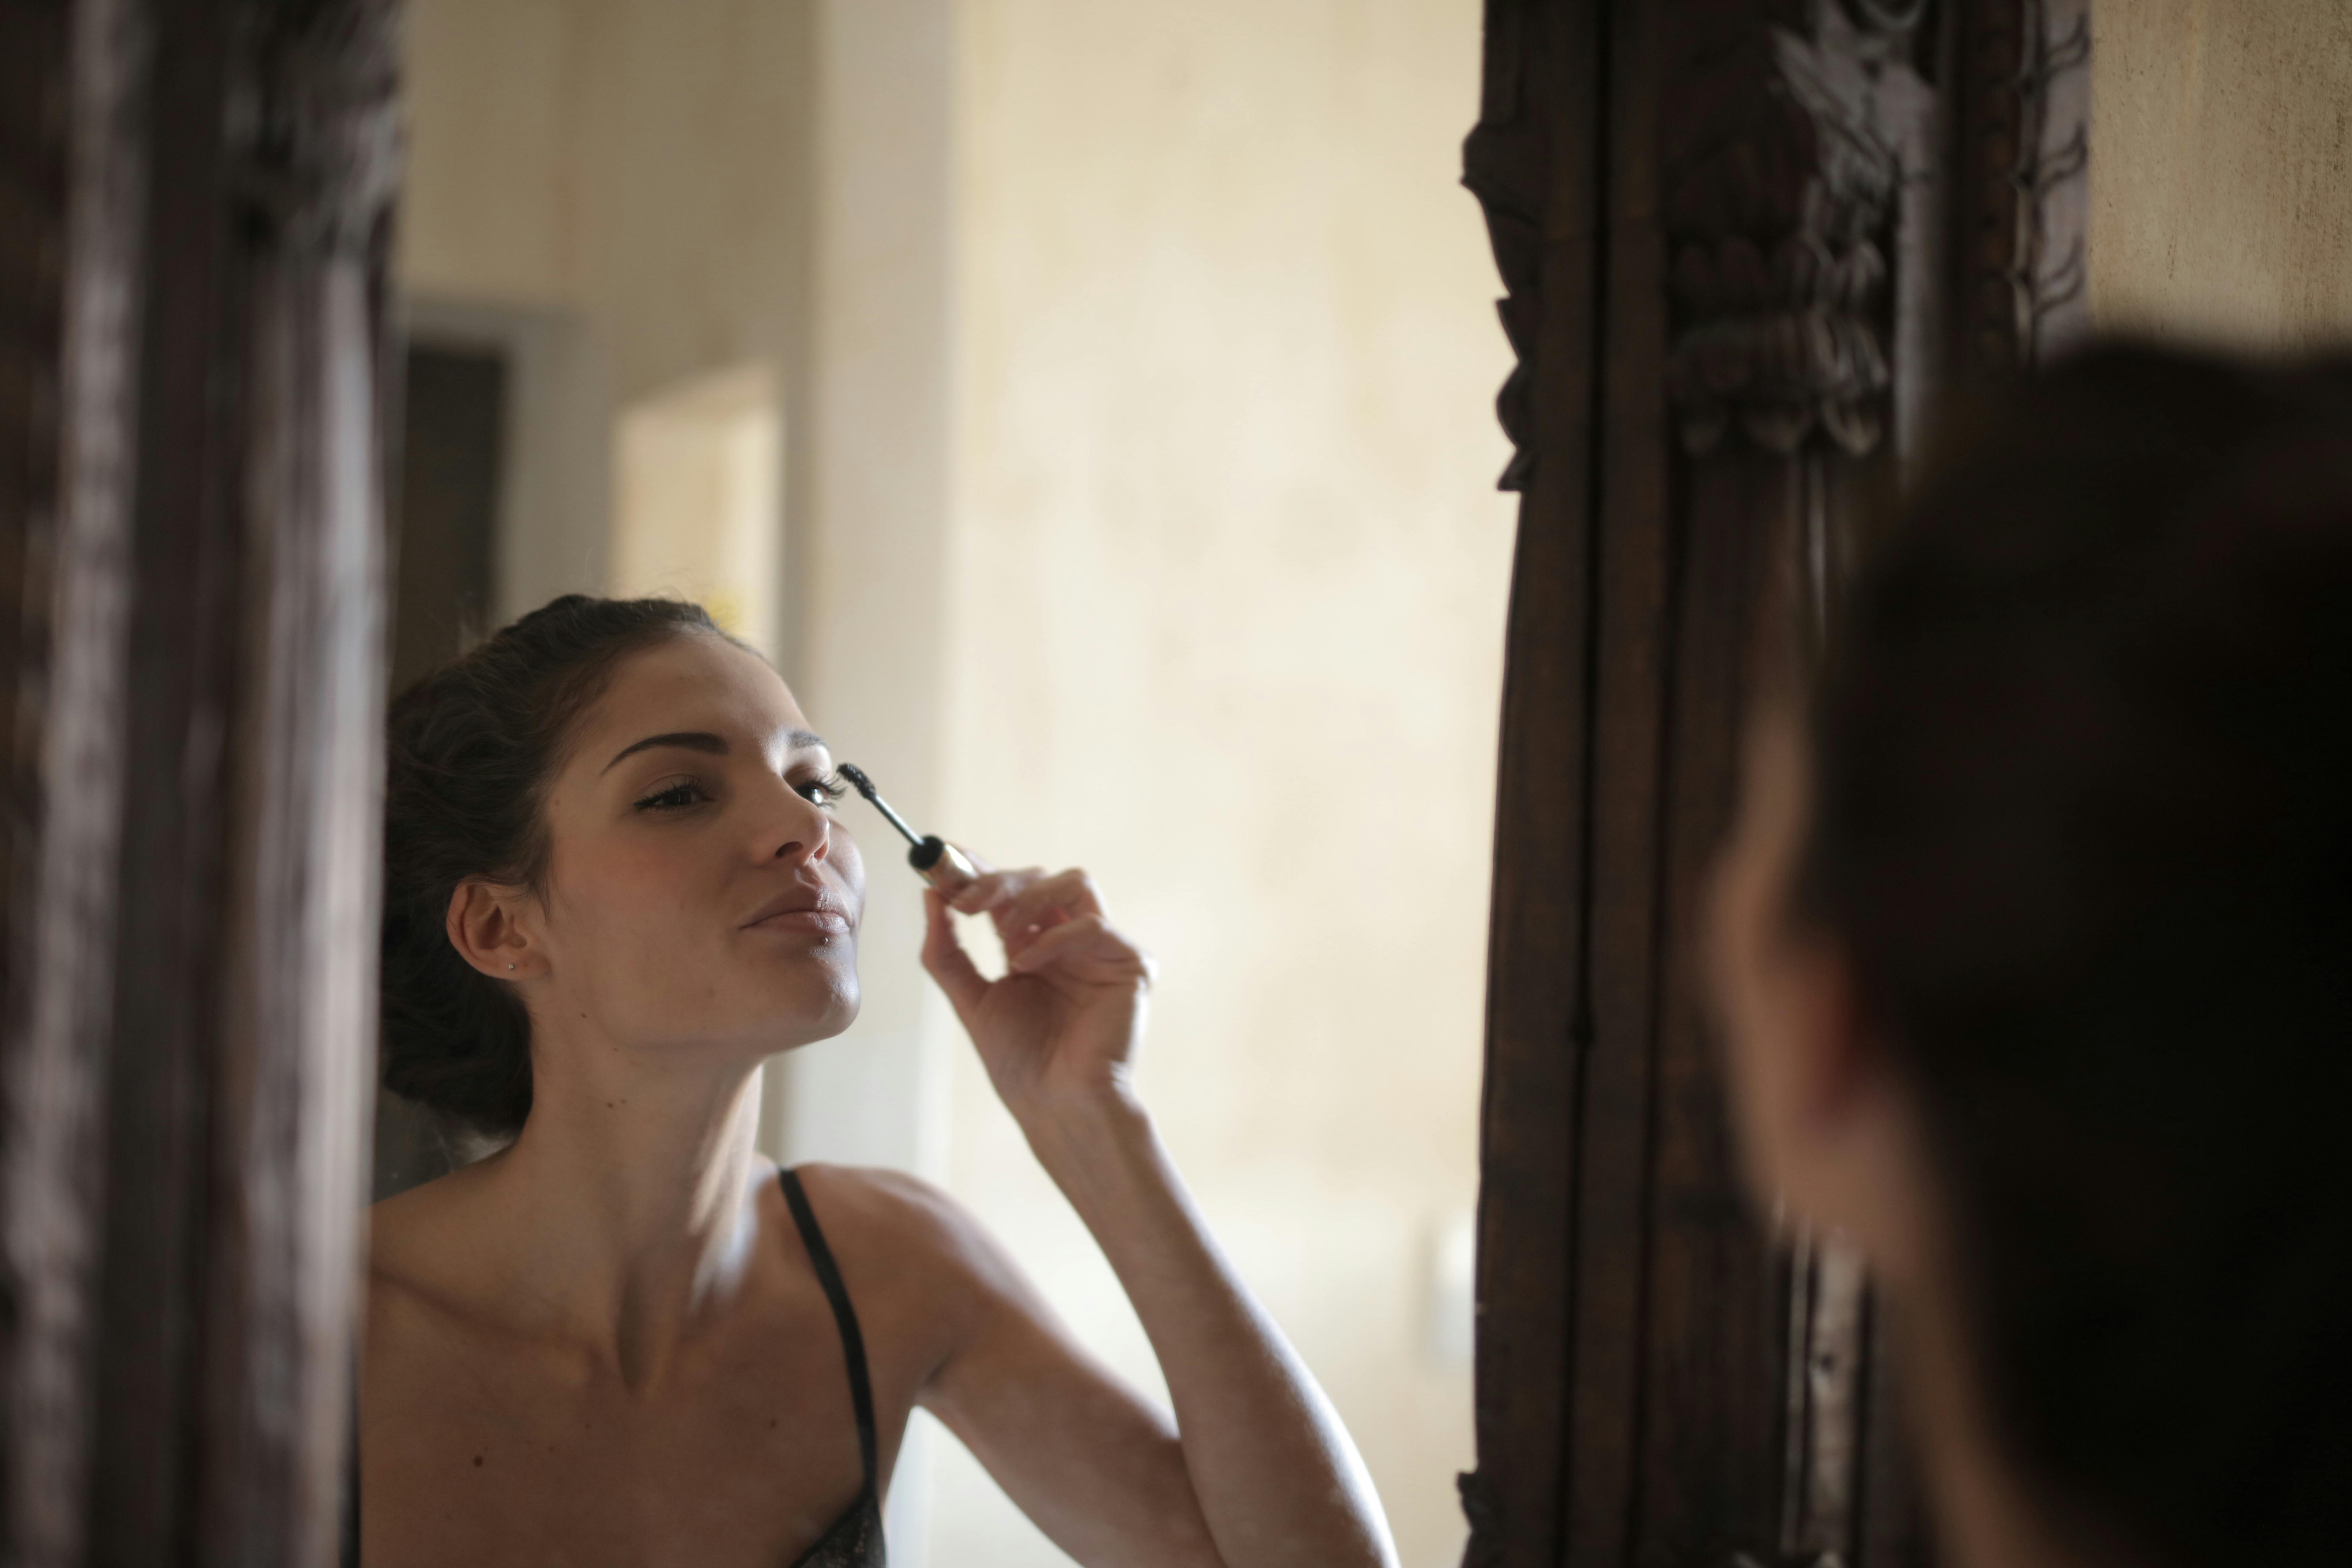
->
<box><xmin>401</xmin><ymin>0</ymin><xmax>575</xmax><ymax>307</ymax></box>
<box><xmin>2093</xmin><ymin>0</ymin><xmax>2352</xmax><ymax>345</ymax></box>
<box><xmin>401</xmin><ymin>0</ymin><xmax>810</xmax><ymax>403</ymax></box>
<box><xmin>936</xmin><ymin>4</ymin><xmax>1513</xmax><ymax>1565</ymax></box>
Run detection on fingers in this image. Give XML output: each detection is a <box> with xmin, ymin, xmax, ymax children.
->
<box><xmin>1005</xmin><ymin>868</ymin><xmax>1105</xmax><ymax>931</ymax></box>
<box><xmin>931</xmin><ymin>860</ymin><xmax>1124</xmax><ymax>968</ymax></box>
<box><xmin>920</xmin><ymin>888</ymin><xmax>990</xmax><ymax>1023</ymax></box>
<box><xmin>1004</xmin><ymin>912</ymin><xmax>1154</xmax><ymax>986</ymax></box>
<box><xmin>948</xmin><ymin>865</ymin><xmax>1102</xmax><ymax>920</ymax></box>
<box><xmin>951</xmin><ymin>865</ymin><xmax>1106</xmax><ymax>953</ymax></box>
<box><xmin>946</xmin><ymin>863</ymin><xmax>1037</xmax><ymax>916</ymax></box>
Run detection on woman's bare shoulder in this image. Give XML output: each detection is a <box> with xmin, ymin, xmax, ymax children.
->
<box><xmin>783</xmin><ymin>1163</ymin><xmax>1039</xmax><ymax>1314</ymax></box>
<box><xmin>365</xmin><ymin>1156</ymin><xmax>512</xmax><ymax>1321</ymax></box>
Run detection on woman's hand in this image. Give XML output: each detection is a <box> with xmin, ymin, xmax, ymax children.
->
<box><xmin>920</xmin><ymin>857</ymin><xmax>1156</xmax><ymax>1127</ymax></box>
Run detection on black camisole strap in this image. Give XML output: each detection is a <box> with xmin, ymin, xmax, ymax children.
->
<box><xmin>778</xmin><ymin>1167</ymin><xmax>879</xmax><ymax>1491</ymax></box>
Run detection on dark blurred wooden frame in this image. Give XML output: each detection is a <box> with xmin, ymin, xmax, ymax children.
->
<box><xmin>1459</xmin><ymin>2</ymin><xmax>2088</xmax><ymax>1565</ymax></box>
<box><xmin>0</xmin><ymin>0</ymin><xmax>397</xmax><ymax>1560</ymax></box>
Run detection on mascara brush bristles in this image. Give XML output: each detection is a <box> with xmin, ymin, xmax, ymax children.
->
<box><xmin>835</xmin><ymin>763</ymin><xmax>924</xmax><ymax>848</ymax></box>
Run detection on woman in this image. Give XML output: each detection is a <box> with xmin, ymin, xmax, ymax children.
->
<box><xmin>1707</xmin><ymin>345</ymin><xmax>2352</xmax><ymax>1568</ymax></box>
<box><xmin>363</xmin><ymin>598</ymin><xmax>1395</xmax><ymax>1567</ymax></box>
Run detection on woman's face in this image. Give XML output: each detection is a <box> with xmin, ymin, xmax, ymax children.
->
<box><xmin>1707</xmin><ymin>703</ymin><xmax>1817</xmax><ymax>1207</ymax></box>
<box><xmin>519</xmin><ymin>632</ymin><xmax>866</xmax><ymax>1062</ymax></box>
<box><xmin>1707</xmin><ymin>701</ymin><xmax>1892</xmax><ymax>1237</ymax></box>
<box><xmin>1706</xmin><ymin>703</ymin><xmax>1924</xmax><ymax>1278</ymax></box>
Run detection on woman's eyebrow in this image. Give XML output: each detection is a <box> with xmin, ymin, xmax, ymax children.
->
<box><xmin>601</xmin><ymin>731</ymin><xmax>727</xmax><ymax>774</ymax></box>
<box><xmin>599</xmin><ymin>727</ymin><xmax>826</xmax><ymax>775</ymax></box>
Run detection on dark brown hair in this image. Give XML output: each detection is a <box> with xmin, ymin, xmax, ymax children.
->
<box><xmin>380</xmin><ymin>594</ymin><xmax>727</xmax><ymax>1135</ymax></box>
<box><xmin>1799</xmin><ymin>344</ymin><xmax>2352</xmax><ymax>1566</ymax></box>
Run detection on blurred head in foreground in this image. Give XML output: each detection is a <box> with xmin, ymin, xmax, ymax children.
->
<box><xmin>1709</xmin><ymin>344</ymin><xmax>2352</xmax><ymax>1568</ymax></box>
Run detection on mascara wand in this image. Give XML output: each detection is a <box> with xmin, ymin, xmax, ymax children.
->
<box><xmin>835</xmin><ymin>763</ymin><xmax>978</xmax><ymax>893</ymax></box>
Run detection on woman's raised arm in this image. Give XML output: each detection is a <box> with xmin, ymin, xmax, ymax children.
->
<box><xmin>916</xmin><ymin>864</ymin><xmax>1396</xmax><ymax>1568</ymax></box>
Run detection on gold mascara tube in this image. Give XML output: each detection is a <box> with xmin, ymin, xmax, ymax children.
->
<box><xmin>835</xmin><ymin>764</ymin><xmax>978</xmax><ymax>895</ymax></box>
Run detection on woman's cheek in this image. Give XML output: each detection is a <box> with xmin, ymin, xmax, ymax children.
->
<box><xmin>833</xmin><ymin>831</ymin><xmax>868</xmax><ymax>914</ymax></box>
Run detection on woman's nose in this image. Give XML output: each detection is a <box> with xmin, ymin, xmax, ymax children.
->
<box><xmin>756</xmin><ymin>780</ymin><xmax>831</xmax><ymax>867</ymax></box>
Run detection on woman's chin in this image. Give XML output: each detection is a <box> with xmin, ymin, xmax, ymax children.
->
<box><xmin>809</xmin><ymin>984</ymin><xmax>860</xmax><ymax>1041</ymax></box>
<box><xmin>747</xmin><ymin>943</ymin><xmax>859</xmax><ymax>1021</ymax></box>
<box><xmin>778</xmin><ymin>974</ymin><xmax>860</xmax><ymax>1046</ymax></box>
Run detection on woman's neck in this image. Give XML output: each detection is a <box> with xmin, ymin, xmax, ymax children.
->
<box><xmin>472</xmin><ymin>1023</ymin><xmax>772</xmax><ymax>1391</ymax></box>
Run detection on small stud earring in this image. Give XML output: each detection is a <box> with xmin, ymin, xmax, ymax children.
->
<box><xmin>507</xmin><ymin>963</ymin><xmax>516</xmax><ymax>971</ymax></box>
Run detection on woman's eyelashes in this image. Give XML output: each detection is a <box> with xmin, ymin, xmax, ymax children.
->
<box><xmin>630</xmin><ymin>770</ymin><xmax>842</xmax><ymax>814</ymax></box>
<box><xmin>796</xmin><ymin>771</ymin><xmax>848</xmax><ymax>809</ymax></box>
<box><xmin>632</xmin><ymin>777</ymin><xmax>711</xmax><ymax>812</ymax></box>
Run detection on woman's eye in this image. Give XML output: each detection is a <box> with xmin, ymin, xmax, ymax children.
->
<box><xmin>633</xmin><ymin>780</ymin><xmax>709</xmax><ymax>812</ymax></box>
<box><xmin>796</xmin><ymin>773</ymin><xmax>846</xmax><ymax>809</ymax></box>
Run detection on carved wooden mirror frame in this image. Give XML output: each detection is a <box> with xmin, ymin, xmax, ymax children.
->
<box><xmin>0</xmin><ymin>0</ymin><xmax>397</xmax><ymax>1559</ymax></box>
<box><xmin>1459</xmin><ymin>2</ymin><xmax>2087</xmax><ymax>1564</ymax></box>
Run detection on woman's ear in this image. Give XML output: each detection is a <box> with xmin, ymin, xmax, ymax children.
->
<box><xmin>446</xmin><ymin>877</ymin><xmax>540</xmax><ymax>980</ymax></box>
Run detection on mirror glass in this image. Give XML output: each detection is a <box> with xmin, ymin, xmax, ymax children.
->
<box><xmin>383</xmin><ymin>4</ymin><xmax>1514</xmax><ymax>1565</ymax></box>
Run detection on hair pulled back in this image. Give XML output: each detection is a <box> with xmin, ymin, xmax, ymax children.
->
<box><xmin>1799</xmin><ymin>344</ymin><xmax>2352</xmax><ymax>1567</ymax></box>
<box><xmin>381</xmin><ymin>594</ymin><xmax>725</xmax><ymax>1136</ymax></box>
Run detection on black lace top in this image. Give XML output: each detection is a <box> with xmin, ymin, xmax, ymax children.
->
<box><xmin>344</xmin><ymin>1166</ymin><xmax>887</xmax><ymax>1566</ymax></box>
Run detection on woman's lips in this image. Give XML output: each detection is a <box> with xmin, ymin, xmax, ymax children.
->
<box><xmin>746</xmin><ymin>907</ymin><xmax>852</xmax><ymax>936</ymax></box>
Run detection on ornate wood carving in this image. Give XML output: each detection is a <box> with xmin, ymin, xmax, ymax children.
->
<box><xmin>1951</xmin><ymin>0</ymin><xmax>2090</xmax><ymax>378</ymax></box>
<box><xmin>1461</xmin><ymin>4</ymin><xmax>1550</xmax><ymax>493</ymax></box>
<box><xmin>0</xmin><ymin>0</ymin><xmax>398</xmax><ymax>1561</ymax></box>
<box><xmin>1463</xmin><ymin>3</ymin><xmax>2086</xmax><ymax>1566</ymax></box>
<box><xmin>1664</xmin><ymin>0</ymin><xmax>1928</xmax><ymax>461</ymax></box>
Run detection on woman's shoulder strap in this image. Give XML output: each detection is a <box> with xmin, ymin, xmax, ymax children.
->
<box><xmin>778</xmin><ymin>1166</ymin><xmax>880</xmax><ymax>1490</ymax></box>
